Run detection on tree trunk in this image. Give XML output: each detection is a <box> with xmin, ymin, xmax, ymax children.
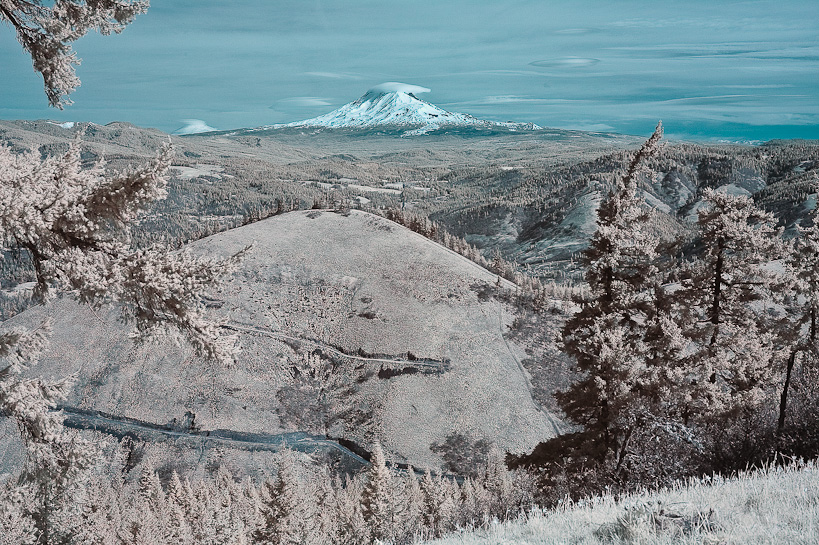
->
<box><xmin>709</xmin><ymin>242</ymin><xmax>724</xmax><ymax>346</ymax></box>
<box><xmin>777</xmin><ymin>349</ymin><xmax>797</xmax><ymax>435</ymax></box>
<box><xmin>602</xmin><ymin>265</ymin><xmax>614</xmax><ymax>314</ymax></box>
<box><xmin>614</xmin><ymin>426</ymin><xmax>634</xmax><ymax>478</ymax></box>
<box><xmin>600</xmin><ymin>399</ymin><xmax>611</xmax><ymax>464</ymax></box>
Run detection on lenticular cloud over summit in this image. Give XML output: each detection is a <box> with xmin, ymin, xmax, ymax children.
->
<box><xmin>173</xmin><ymin>119</ymin><xmax>218</xmax><ymax>135</ymax></box>
<box><xmin>367</xmin><ymin>82</ymin><xmax>431</xmax><ymax>95</ymax></box>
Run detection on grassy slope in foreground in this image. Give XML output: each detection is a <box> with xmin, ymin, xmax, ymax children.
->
<box><xmin>426</xmin><ymin>462</ymin><xmax>819</xmax><ymax>545</ymax></box>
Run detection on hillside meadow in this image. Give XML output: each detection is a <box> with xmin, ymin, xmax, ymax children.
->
<box><xmin>427</xmin><ymin>461</ymin><xmax>819</xmax><ymax>545</ymax></box>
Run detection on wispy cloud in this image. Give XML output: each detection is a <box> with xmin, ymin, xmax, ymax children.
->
<box><xmin>438</xmin><ymin>69</ymin><xmax>548</xmax><ymax>78</ymax></box>
<box><xmin>658</xmin><ymin>95</ymin><xmax>756</xmax><ymax>105</ymax></box>
<box><xmin>530</xmin><ymin>57</ymin><xmax>600</xmax><ymax>68</ymax></box>
<box><xmin>274</xmin><ymin>97</ymin><xmax>332</xmax><ymax>108</ymax></box>
<box><xmin>465</xmin><ymin>95</ymin><xmax>553</xmax><ymax>106</ymax></box>
<box><xmin>303</xmin><ymin>71</ymin><xmax>361</xmax><ymax>80</ymax></box>
<box><xmin>713</xmin><ymin>84</ymin><xmax>794</xmax><ymax>89</ymax></box>
<box><xmin>606</xmin><ymin>44</ymin><xmax>819</xmax><ymax>61</ymax></box>
<box><xmin>479</xmin><ymin>95</ymin><xmax>540</xmax><ymax>104</ymax></box>
<box><xmin>606</xmin><ymin>18</ymin><xmax>775</xmax><ymax>31</ymax></box>
<box><xmin>554</xmin><ymin>28</ymin><xmax>600</xmax><ymax>35</ymax></box>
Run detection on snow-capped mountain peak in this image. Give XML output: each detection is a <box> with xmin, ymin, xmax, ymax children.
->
<box><xmin>272</xmin><ymin>82</ymin><xmax>540</xmax><ymax>134</ymax></box>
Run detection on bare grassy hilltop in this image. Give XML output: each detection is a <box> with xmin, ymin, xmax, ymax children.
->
<box><xmin>2</xmin><ymin>209</ymin><xmax>565</xmax><ymax>474</ymax></box>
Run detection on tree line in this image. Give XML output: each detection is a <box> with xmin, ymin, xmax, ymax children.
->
<box><xmin>0</xmin><ymin>442</ymin><xmax>536</xmax><ymax>545</ymax></box>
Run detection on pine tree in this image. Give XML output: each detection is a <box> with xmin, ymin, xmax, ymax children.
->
<box><xmin>139</xmin><ymin>466</ymin><xmax>165</xmax><ymax>511</ymax></box>
<box><xmin>558</xmin><ymin>122</ymin><xmax>664</xmax><ymax>471</ymax></box>
<box><xmin>481</xmin><ymin>448</ymin><xmax>512</xmax><ymax>520</ymax></box>
<box><xmin>780</xmin><ymin>190</ymin><xmax>819</xmax><ymax>433</ymax></box>
<box><xmin>458</xmin><ymin>477</ymin><xmax>478</xmax><ymax>529</ymax></box>
<box><xmin>361</xmin><ymin>442</ymin><xmax>394</xmax><ymax>543</ymax></box>
<box><xmin>1</xmin><ymin>4</ymin><xmax>245</xmax><ymax>540</ymax></box>
<box><xmin>436</xmin><ymin>477</ymin><xmax>458</xmax><ymax>533</ymax></box>
<box><xmin>18</xmin><ymin>403</ymin><xmax>97</xmax><ymax>544</ymax></box>
<box><xmin>190</xmin><ymin>485</ymin><xmax>218</xmax><ymax>545</ymax></box>
<box><xmin>253</xmin><ymin>478</ymin><xmax>282</xmax><ymax>545</ymax></box>
<box><xmin>164</xmin><ymin>503</ymin><xmax>195</xmax><ymax>545</ymax></box>
<box><xmin>1</xmin><ymin>0</ymin><xmax>149</xmax><ymax>108</ymax></box>
<box><xmin>0</xmin><ymin>139</ymin><xmax>245</xmax><ymax>364</ymax></box>
<box><xmin>641</xmin><ymin>286</ymin><xmax>690</xmax><ymax>416</ymax></box>
<box><xmin>419</xmin><ymin>470</ymin><xmax>458</xmax><ymax>538</ymax></box>
<box><xmin>63</xmin><ymin>472</ymin><xmax>123</xmax><ymax>545</ymax></box>
<box><xmin>118</xmin><ymin>494</ymin><xmax>165</xmax><ymax>545</ymax></box>
<box><xmin>681</xmin><ymin>188</ymin><xmax>784</xmax><ymax>419</ymax></box>
<box><xmin>252</xmin><ymin>451</ymin><xmax>316</xmax><ymax>545</ymax></box>
<box><xmin>334</xmin><ymin>475</ymin><xmax>370</xmax><ymax>545</ymax></box>
<box><xmin>470</xmin><ymin>476</ymin><xmax>494</xmax><ymax>528</ymax></box>
<box><xmin>313</xmin><ymin>472</ymin><xmax>340</xmax><ymax>545</ymax></box>
<box><xmin>400</xmin><ymin>467</ymin><xmax>423</xmax><ymax>540</ymax></box>
<box><xmin>0</xmin><ymin>482</ymin><xmax>36</xmax><ymax>545</ymax></box>
<box><xmin>212</xmin><ymin>466</ymin><xmax>246</xmax><ymax>545</ymax></box>
<box><xmin>0</xmin><ymin>322</ymin><xmax>96</xmax><ymax>544</ymax></box>
<box><xmin>419</xmin><ymin>470</ymin><xmax>439</xmax><ymax>538</ymax></box>
<box><xmin>240</xmin><ymin>477</ymin><xmax>264</xmax><ymax>540</ymax></box>
<box><xmin>166</xmin><ymin>471</ymin><xmax>188</xmax><ymax>510</ymax></box>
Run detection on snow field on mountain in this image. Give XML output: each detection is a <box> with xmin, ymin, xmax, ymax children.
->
<box><xmin>276</xmin><ymin>82</ymin><xmax>540</xmax><ymax>134</ymax></box>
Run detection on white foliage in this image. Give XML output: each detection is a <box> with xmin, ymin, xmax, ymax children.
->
<box><xmin>361</xmin><ymin>442</ymin><xmax>394</xmax><ymax>542</ymax></box>
<box><xmin>0</xmin><ymin>482</ymin><xmax>36</xmax><ymax>545</ymax></box>
<box><xmin>683</xmin><ymin>188</ymin><xmax>785</xmax><ymax>414</ymax></box>
<box><xmin>0</xmin><ymin>138</ymin><xmax>244</xmax><ymax>364</ymax></box>
<box><xmin>0</xmin><ymin>0</ymin><xmax>149</xmax><ymax>108</ymax></box>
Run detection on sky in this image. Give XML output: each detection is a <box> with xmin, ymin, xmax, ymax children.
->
<box><xmin>1</xmin><ymin>0</ymin><xmax>818</xmax><ymax>142</ymax></box>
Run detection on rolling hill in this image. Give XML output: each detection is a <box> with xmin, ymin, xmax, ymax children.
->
<box><xmin>3</xmin><ymin>209</ymin><xmax>564</xmax><ymax>473</ymax></box>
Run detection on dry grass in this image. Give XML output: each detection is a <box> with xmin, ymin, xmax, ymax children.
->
<box><xmin>427</xmin><ymin>461</ymin><xmax>819</xmax><ymax>544</ymax></box>
<box><xmin>4</xmin><ymin>209</ymin><xmax>561</xmax><ymax>475</ymax></box>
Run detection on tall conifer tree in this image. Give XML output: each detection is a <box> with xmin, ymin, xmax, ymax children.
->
<box><xmin>558</xmin><ymin>122</ymin><xmax>664</xmax><ymax>470</ymax></box>
<box><xmin>361</xmin><ymin>443</ymin><xmax>394</xmax><ymax>543</ymax></box>
<box><xmin>681</xmin><ymin>189</ymin><xmax>784</xmax><ymax>419</ymax></box>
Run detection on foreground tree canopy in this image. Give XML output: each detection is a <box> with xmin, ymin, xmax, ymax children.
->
<box><xmin>1</xmin><ymin>3</ymin><xmax>246</xmax><ymax>542</ymax></box>
<box><xmin>0</xmin><ymin>0</ymin><xmax>149</xmax><ymax>108</ymax></box>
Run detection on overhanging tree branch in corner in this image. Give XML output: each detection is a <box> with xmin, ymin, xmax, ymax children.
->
<box><xmin>0</xmin><ymin>0</ymin><xmax>149</xmax><ymax>108</ymax></box>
